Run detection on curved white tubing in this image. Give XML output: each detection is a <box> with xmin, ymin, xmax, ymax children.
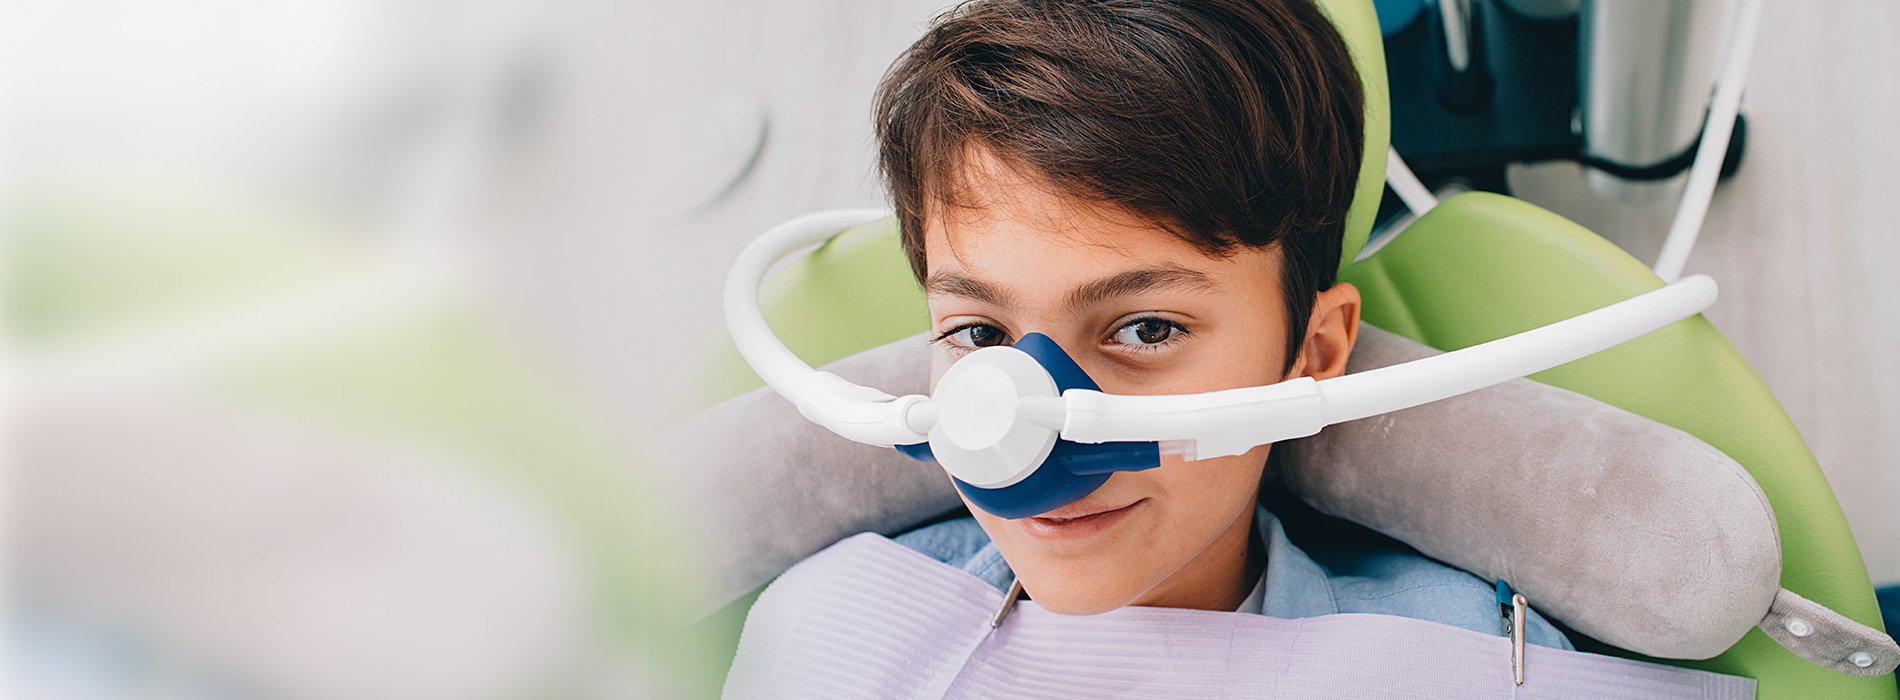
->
<box><xmin>1059</xmin><ymin>275</ymin><xmax>1718</xmax><ymax>459</ymax></box>
<box><xmin>1321</xmin><ymin>274</ymin><xmax>1717</xmax><ymax>421</ymax></box>
<box><xmin>723</xmin><ymin>208</ymin><xmax>930</xmax><ymax>446</ymax></box>
<box><xmin>731</xmin><ymin>210</ymin><xmax>1718</xmax><ymax>467</ymax></box>
<box><xmin>1651</xmin><ymin>0</ymin><xmax>1765</xmax><ymax>283</ymax></box>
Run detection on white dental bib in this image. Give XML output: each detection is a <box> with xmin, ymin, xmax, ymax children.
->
<box><xmin>722</xmin><ymin>534</ymin><xmax>1754</xmax><ymax>699</ymax></box>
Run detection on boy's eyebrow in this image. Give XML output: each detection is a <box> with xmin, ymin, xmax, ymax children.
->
<box><xmin>1066</xmin><ymin>266</ymin><xmax>1218</xmax><ymax>312</ymax></box>
<box><xmin>923</xmin><ymin>265</ymin><xmax>1219</xmax><ymax>311</ymax></box>
<box><xmin>924</xmin><ymin>272</ymin><xmax>1018</xmax><ymax>309</ymax></box>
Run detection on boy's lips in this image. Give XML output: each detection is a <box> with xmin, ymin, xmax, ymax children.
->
<box><xmin>1015</xmin><ymin>499</ymin><xmax>1145</xmax><ymax>541</ymax></box>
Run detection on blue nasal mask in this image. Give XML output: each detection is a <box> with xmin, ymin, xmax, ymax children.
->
<box><xmin>895</xmin><ymin>333</ymin><xmax>1161</xmax><ymax>519</ymax></box>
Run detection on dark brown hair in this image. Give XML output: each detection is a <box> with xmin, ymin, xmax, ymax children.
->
<box><xmin>874</xmin><ymin>0</ymin><xmax>1364</xmax><ymax>370</ymax></box>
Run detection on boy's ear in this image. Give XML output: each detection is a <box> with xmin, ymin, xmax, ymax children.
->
<box><xmin>1290</xmin><ymin>283</ymin><xmax>1361</xmax><ymax>381</ymax></box>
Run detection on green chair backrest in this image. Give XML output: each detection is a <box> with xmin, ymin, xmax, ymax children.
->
<box><xmin>1345</xmin><ymin>192</ymin><xmax>1894</xmax><ymax>700</ymax></box>
<box><xmin>679</xmin><ymin>2</ymin><xmax>1896</xmax><ymax>698</ymax></box>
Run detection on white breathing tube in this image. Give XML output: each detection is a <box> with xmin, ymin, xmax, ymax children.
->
<box><xmin>725</xmin><ymin>209</ymin><xmax>1719</xmax><ymax>491</ymax></box>
<box><xmin>1057</xmin><ymin>274</ymin><xmax>1714</xmax><ymax>459</ymax></box>
<box><xmin>723</xmin><ymin>208</ymin><xmax>930</xmax><ymax>447</ymax></box>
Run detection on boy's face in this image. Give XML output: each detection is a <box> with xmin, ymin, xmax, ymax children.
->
<box><xmin>923</xmin><ymin>150</ymin><xmax>1357</xmax><ymax>615</ymax></box>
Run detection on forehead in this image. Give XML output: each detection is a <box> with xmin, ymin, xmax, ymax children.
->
<box><xmin>922</xmin><ymin>148</ymin><xmax>1276</xmax><ymax>289</ymax></box>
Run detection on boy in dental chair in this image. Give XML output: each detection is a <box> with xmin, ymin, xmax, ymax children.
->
<box><xmin>868</xmin><ymin>0</ymin><xmax>1574</xmax><ymax>645</ymax></box>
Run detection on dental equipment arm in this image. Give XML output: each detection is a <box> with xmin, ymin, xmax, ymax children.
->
<box><xmin>1651</xmin><ymin>0</ymin><xmax>1764</xmax><ymax>283</ymax></box>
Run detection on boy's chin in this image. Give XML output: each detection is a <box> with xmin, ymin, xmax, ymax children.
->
<box><xmin>1019</xmin><ymin>575</ymin><xmax>1147</xmax><ymax>616</ymax></box>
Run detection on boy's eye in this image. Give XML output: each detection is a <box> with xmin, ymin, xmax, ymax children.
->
<box><xmin>941</xmin><ymin>323</ymin><xmax>1012</xmax><ymax>349</ymax></box>
<box><xmin>1111</xmin><ymin>318</ymin><xmax>1186</xmax><ymax>347</ymax></box>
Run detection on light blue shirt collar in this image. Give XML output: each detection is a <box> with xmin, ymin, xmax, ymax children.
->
<box><xmin>1252</xmin><ymin>503</ymin><xmax>1341</xmax><ymax>618</ymax></box>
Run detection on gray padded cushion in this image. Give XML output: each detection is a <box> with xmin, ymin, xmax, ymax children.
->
<box><xmin>662</xmin><ymin>323</ymin><xmax>1784</xmax><ymax>660</ymax></box>
<box><xmin>1282</xmin><ymin>324</ymin><xmax>1781</xmax><ymax>659</ymax></box>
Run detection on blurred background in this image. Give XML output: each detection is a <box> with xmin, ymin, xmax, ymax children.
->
<box><xmin>3</xmin><ymin>0</ymin><xmax>1895</xmax><ymax>698</ymax></box>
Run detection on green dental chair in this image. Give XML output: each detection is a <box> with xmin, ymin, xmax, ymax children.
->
<box><xmin>680</xmin><ymin>0</ymin><xmax>1896</xmax><ymax>697</ymax></box>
